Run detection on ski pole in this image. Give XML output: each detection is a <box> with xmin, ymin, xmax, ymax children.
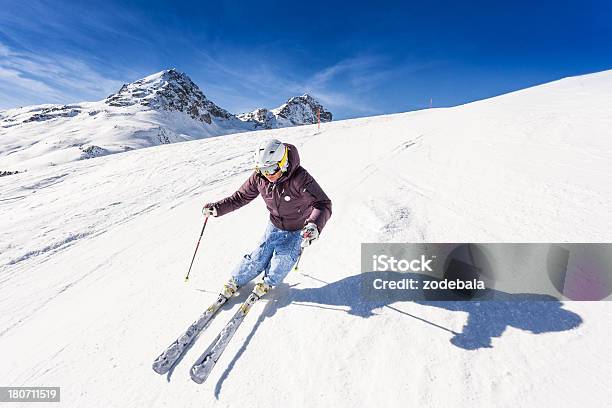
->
<box><xmin>293</xmin><ymin>244</ymin><xmax>307</xmax><ymax>271</ymax></box>
<box><xmin>293</xmin><ymin>251</ymin><xmax>303</xmax><ymax>271</ymax></box>
<box><xmin>185</xmin><ymin>216</ymin><xmax>209</xmax><ymax>282</ymax></box>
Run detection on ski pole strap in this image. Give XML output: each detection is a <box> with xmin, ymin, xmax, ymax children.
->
<box><xmin>185</xmin><ymin>216</ymin><xmax>209</xmax><ymax>282</ymax></box>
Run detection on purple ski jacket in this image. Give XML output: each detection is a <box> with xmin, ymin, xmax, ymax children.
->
<box><xmin>211</xmin><ymin>144</ymin><xmax>332</xmax><ymax>233</ymax></box>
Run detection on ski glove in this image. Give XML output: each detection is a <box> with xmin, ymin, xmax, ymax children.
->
<box><xmin>301</xmin><ymin>222</ymin><xmax>319</xmax><ymax>247</ymax></box>
<box><xmin>202</xmin><ymin>203</ymin><xmax>218</xmax><ymax>217</ymax></box>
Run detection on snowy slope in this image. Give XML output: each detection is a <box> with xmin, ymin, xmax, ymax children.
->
<box><xmin>0</xmin><ymin>70</ymin><xmax>332</xmax><ymax>173</ymax></box>
<box><xmin>1</xmin><ymin>70</ymin><xmax>611</xmax><ymax>407</ymax></box>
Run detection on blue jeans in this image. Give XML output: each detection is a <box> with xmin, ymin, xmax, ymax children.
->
<box><xmin>231</xmin><ymin>222</ymin><xmax>302</xmax><ymax>288</ymax></box>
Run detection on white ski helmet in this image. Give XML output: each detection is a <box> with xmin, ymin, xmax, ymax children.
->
<box><xmin>253</xmin><ymin>138</ymin><xmax>289</xmax><ymax>175</ymax></box>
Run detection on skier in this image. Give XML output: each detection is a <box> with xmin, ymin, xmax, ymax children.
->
<box><xmin>152</xmin><ymin>139</ymin><xmax>331</xmax><ymax>378</ymax></box>
<box><xmin>202</xmin><ymin>138</ymin><xmax>332</xmax><ymax>299</ymax></box>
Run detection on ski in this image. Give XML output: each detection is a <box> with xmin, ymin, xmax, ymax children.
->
<box><xmin>190</xmin><ymin>288</ymin><xmax>265</xmax><ymax>384</ymax></box>
<box><xmin>152</xmin><ymin>293</ymin><xmax>230</xmax><ymax>375</ymax></box>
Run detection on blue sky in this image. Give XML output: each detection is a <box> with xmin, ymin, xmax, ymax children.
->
<box><xmin>0</xmin><ymin>0</ymin><xmax>610</xmax><ymax>119</ymax></box>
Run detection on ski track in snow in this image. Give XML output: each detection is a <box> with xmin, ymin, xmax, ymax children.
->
<box><xmin>1</xmin><ymin>71</ymin><xmax>612</xmax><ymax>407</ymax></box>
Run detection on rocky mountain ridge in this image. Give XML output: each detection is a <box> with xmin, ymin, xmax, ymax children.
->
<box><xmin>0</xmin><ymin>69</ymin><xmax>333</xmax><ymax>173</ymax></box>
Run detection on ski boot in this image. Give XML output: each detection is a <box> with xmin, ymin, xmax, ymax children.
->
<box><xmin>239</xmin><ymin>280</ymin><xmax>272</xmax><ymax>314</ymax></box>
<box><xmin>221</xmin><ymin>277</ymin><xmax>240</xmax><ymax>299</ymax></box>
<box><xmin>253</xmin><ymin>280</ymin><xmax>272</xmax><ymax>298</ymax></box>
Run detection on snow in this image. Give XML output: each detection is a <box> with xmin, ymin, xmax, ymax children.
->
<box><xmin>0</xmin><ymin>98</ymin><xmax>249</xmax><ymax>172</ymax></box>
<box><xmin>0</xmin><ymin>69</ymin><xmax>611</xmax><ymax>407</ymax></box>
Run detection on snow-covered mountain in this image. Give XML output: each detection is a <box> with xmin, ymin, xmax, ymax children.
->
<box><xmin>105</xmin><ymin>69</ymin><xmax>234</xmax><ymax>124</ymax></box>
<box><xmin>0</xmin><ymin>69</ymin><xmax>332</xmax><ymax>173</ymax></box>
<box><xmin>1</xmin><ymin>69</ymin><xmax>611</xmax><ymax>407</ymax></box>
<box><xmin>237</xmin><ymin>93</ymin><xmax>332</xmax><ymax>129</ymax></box>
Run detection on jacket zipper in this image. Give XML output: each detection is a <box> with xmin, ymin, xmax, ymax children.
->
<box><xmin>272</xmin><ymin>183</ymin><xmax>285</xmax><ymax>230</ymax></box>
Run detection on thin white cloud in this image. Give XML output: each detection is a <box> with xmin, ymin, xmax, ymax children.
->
<box><xmin>0</xmin><ymin>67</ymin><xmax>58</xmax><ymax>94</ymax></box>
<box><xmin>0</xmin><ymin>42</ymin><xmax>124</xmax><ymax>109</ymax></box>
<box><xmin>0</xmin><ymin>43</ymin><xmax>9</xmax><ymax>57</ymax></box>
<box><xmin>306</xmin><ymin>89</ymin><xmax>383</xmax><ymax>115</ymax></box>
<box><xmin>192</xmin><ymin>48</ymin><xmax>390</xmax><ymax>116</ymax></box>
<box><xmin>310</xmin><ymin>55</ymin><xmax>385</xmax><ymax>88</ymax></box>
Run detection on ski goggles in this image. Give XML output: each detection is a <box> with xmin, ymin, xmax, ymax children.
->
<box><xmin>257</xmin><ymin>146</ymin><xmax>289</xmax><ymax>176</ymax></box>
<box><xmin>258</xmin><ymin>163</ymin><xmax>282</xmax><ymax>176</ymax></box>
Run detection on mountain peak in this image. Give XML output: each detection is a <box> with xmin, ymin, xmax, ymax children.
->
<box><xmin>272</xmin><ymin>93</ymin><xmax>332</xmax><ymax>124</ymax></box>
<box><xmin>105</xmin><ymin>69</ymin><xmax>232</xmax><ymax>123</ymax></box>
<box><xmin>237</xmin><ymin>93</ymin><xmax>332</xmax><ymax>129</ymax></box>
<box><xmin>140</xmin><ymin>68</ymin><xmax>192</xmax><ymax>87</ymax></box>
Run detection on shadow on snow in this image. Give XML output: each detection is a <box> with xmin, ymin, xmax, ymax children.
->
<box><xmin>212</xmin><ymin>271</ymin><xmax>582</xmax><ymax>397</ymax></box>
